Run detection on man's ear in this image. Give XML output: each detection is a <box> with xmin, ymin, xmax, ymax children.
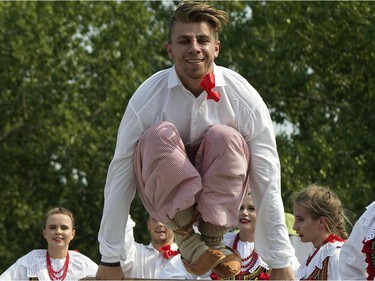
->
<box><xmin>214</xmin><ymin>40</ymin><xmax>220</xmax><ymax>58</ymax></box>
<box><xmin>166</xmin><ymin>43</ymin><xmax>173</xmax><ymax>59</ymax></box>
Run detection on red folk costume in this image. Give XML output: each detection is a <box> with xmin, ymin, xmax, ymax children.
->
<box><xmin>339</xmin><ymin>201</ymin><xmax>375</xmax><ymax>280</ymax></box>
<box><xmin>362</xmin><ymin>238</ymin><xmax>375</xmax><ymax>280</ymax></box>
<box><xmin>297</xmin><ymin>234</ymin><xmax>345</xmax><ymax>280</ymax></box>
<box><xmin>361</xmin><ymin>202</ymin><xmax>375</xmax><ymax>280</ymax></box>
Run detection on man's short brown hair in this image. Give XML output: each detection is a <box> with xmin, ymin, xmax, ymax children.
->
<box><xmin>168</xmin><ymin>1</ymin><xmax>229</xmax><ymax>42</ymax></box>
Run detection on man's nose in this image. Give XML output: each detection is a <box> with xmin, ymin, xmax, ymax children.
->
<box><xmin>189</xmin><ymin>40</ymin><xmax>201</xmax><ymax>53</ymax></box>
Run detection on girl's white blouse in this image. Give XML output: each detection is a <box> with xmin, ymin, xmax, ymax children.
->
<box><xmin>296</xmin><ymin>241</ymin><xmax>343</xmax><ymax>280</ymax></box>
<box><xmin>0</xmin><ymin>249</ymin><xmax>98</xmax><ymax>280</ymax></box>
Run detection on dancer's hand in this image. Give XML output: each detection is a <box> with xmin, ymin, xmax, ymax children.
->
<box><xmin>269</xmin><ymin>266</ymin><xmax>295</xmax><ymax>280</ymax></box>
<box><xmin>95</xmin><ymin>265</ymin><xmax>125</xmax><ymax>280</ymax></box>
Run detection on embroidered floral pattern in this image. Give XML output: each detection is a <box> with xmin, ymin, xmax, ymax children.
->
<box><xmin>211</xmin><ymin>233</ymin><xmax>270</xmax><ymax>280</ymax></box>
<box><xmin>362</xmin><ymin>238</ymin><xmax>375</xmax><ymax>280</ymax></box>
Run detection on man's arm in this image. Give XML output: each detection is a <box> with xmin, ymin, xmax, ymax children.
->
<box><xmin>121</xmin><ymin>215</ymin><xmax>137</xmax><ymax>276</ymax></box>
<box><xmin>247</xmin><ymin>101</ymin><xmax>296</xmax><ymax>276</ymax></box>
<box><xmin>338</xmin><ymin>212</ymin><xmax>367</xmax><ymax>279</ymax></box>
<box><xmin>97</xmin><ymin>107</ymin><xmax>141</xmax><ymax>271</ymax></box>
<box><xmin>269</xmin><ymin>267</ymin><xmax>295</xmax><ymax>280</ymax></box>
<box><xmin>95</xmin><ymin>265</ymin><xmax>125</xmax><ymax>280</ymax></box>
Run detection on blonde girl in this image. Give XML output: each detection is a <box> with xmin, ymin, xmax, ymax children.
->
<box><xmin>293</xmin><ymin>184</ymin><xmax>349</xmax><ymax>280</ymax></box>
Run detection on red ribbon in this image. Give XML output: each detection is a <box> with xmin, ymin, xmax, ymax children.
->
<box><xmin>200</xmin><ymin>73</ymin><xmax>220</xmax><ymax>102</ymax></box>
<box><xmin>160</xmin><ymin>245</ymin><xmax>179</xmax><ymax>259</ymax></box>
<box><xmin>258</xmin><ymin>272</ymin><xmax>270</xmax><ymax>280</ymax></box>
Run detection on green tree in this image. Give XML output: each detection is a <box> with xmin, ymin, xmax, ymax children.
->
<box><xmin>218</xmin><ymin>1</ymin><xmax>375</xmax><ymax>217</ymax></box>
<box><xmin>1</xmin><ymin>0</ymin><xmax>374</xmax><ymax>274</ymax></box>
<box><xmin>0</xmin><ymin>1</ymin><xmax>168</xmax><ymax>272</ymax></box>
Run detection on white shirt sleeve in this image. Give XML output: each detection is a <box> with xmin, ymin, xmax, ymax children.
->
<box><xmin>121</xmin><ymin>215</ymin><xmax>137</xmax><ymax>276</ymax></box>
<box><xmin>338</xmin><ymin>214</ymin><xmax>368</xmax><ymax>280</ymax></box>
<box><xmin>328</xmin><ymin>248</ymin><xmax>341</xmax><ymax>280</ymax></box>
<box><xmin>249</xmin><ymin>102</ymin><xmax>296</xmax><ymax>268</ymax></box>
<box><xmin>98</xmin><ymin>105</ymin><xmax>142</xmax><ymax>262</ymax></box>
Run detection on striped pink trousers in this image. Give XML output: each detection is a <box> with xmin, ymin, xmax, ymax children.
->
<box><xmin>134</xmin><ymin>121</ymin><xmax>250</xmax><ymax>227</ymax></box>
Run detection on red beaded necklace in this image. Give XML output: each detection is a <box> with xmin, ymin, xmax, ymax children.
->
<box><xmin>233</xmin><ymin>233</ymin><xmax>259</xmax><ymax>274</ymax></box>
<box><xmin>46</xmin><ymin>251</ymin><xmax>69</xmax><ymax>281</ymax></box>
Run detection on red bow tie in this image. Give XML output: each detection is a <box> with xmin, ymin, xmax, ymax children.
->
<box><xmin>200</xmin><ymin>73</ymin><xmax>220</xmax><ymax>102</ymax></box>
<box><xmin>160</xmin><ymin>245</ymin><xmax>179</xmax><ymax>259</ymax></box>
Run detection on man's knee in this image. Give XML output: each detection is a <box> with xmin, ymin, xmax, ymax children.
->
<box><xmin>141</xmin><ymin>121</ymin><xmax>177</xmax><ymax>141</ymax></box>
<box><xmin>205</xmin><ymin>125</ymin><xmax>243</xmax><ymax>146</ymax></box>
<box><xmin>139</xmin><ymin>121</ymin><xmax>186</xmax><ymax>151</ymax></box>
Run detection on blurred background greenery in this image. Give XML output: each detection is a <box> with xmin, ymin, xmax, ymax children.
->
<box><xmin>1</xmin><ymin>1</ymin><xmax>374</xmax><ymax>273</ymax></box>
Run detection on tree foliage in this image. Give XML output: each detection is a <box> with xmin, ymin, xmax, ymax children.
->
<box><xmin>219</xmin><ymin>1</ymin><xmax>375</xmax><ymax>215</ymax></box>
<box><xmin>212</xmin><ymin>1</ymin><xmax>375</xmax><ymax>215</ymax></box>
<box><xmin>0</xmin><ymin>1</ymin><xmax>168</xmax><ymax>271</ymax></box>
<box><xmin>0</xmin><ymin>1</ymin><xmax>374</xmax><ymax>273</ymax></box>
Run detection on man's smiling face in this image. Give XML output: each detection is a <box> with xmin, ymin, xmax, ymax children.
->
<box><xmin>166</xmin><ymin>21</ymin><xmax>220</xmax><ymax>84</ymax></box>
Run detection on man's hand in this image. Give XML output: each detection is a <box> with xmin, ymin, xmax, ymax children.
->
<box><xmin>95</xmin><ymin>265</ymin><xmax>125</xmax><ymax>280</ymax></box>
<box><xmin>269</xmin><ymin>266</ymin><xmax>295</xmax><ymax>280</ymax></box>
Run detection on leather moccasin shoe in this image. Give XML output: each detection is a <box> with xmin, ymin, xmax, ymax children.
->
<box><xmin>212</xmin><ymin>247</ymin><xmax>241</xmax><ymax>278</ymax></box>
<box><xmin>181</xmin><ymin>248</ymin><xmax>226</xmax><ymax>276</ymax></box>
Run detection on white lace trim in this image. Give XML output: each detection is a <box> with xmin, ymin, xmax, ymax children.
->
<box><xmin>19</xmin><ymin>249</ymin><xmax>98</xmax><ymax>280</ymax></box>
<box><xmin>363</xmin><ymin>201</ymin><xmax>375</xmax><ymax>241</ymax></box>
<box><xmin>224</xmin><ymin>232</ymin><xmax>269</xmax><ymax>273</ymax></box>
<box><xmin>297</xmin><ymin>241</ymin><xmax>343</xmax><ymax>280</ymax></box>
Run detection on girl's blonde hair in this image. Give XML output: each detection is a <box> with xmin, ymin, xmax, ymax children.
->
<box><xmin>43</xmin><ymin>207</ymin><xmax>75</xmax><ymax>229</ymax></box>
<box><xmin>293</xmin><ymin>184</ymin><xmax>349</xmax><ymax>239</ymax></box>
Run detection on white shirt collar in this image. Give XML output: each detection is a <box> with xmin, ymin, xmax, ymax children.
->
<box><xmin>167</xmin><ymin>63</ymin><xmax>226</xmax><ymax>89</ymax></box>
